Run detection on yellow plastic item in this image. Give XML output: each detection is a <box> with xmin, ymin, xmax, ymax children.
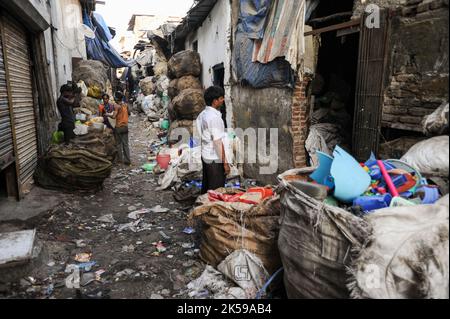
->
<box><xmin>87</xmin><ymin>85</ymin><xmax>102</xmax><ymax>99</ymax></box>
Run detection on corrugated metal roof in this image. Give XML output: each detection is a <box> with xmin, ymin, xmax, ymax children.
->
<box><xmin>170</xmin><ymin>0</ymin><xmax>218</xmax><ymax>42</ymax></box>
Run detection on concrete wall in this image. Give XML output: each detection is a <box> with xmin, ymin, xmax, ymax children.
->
<box><xmin>382</xmin><ymin>0</ymin><xmax>449</xmax><ymax>132</ymax></box>
<box><xmin>184</xmin><ymin>0</ymin><xmax>232</xmax><ymax>89</ymax></box>
<box><xmin>231</xmin><ymin>86</ymin><xmax>294</xmax><ymax>184</ymax></box>
<box><xmin>30</xmin><ymin>0</ymin><xmax>51</xmax><ymax>24</ymax></box>
<box><xmin>184</xmin><ymin>0</ymin><xmax>234</xmax><ymax>128</ymax></box>
<box><xmin>49</xmin><ymin>0</ymin><xmax>87</xmax><ymax>93</ymax></box>
<box><xmin>353</xmin><ymin>0</ymin><xmax>407</xmax><ymax>18</ymax></box>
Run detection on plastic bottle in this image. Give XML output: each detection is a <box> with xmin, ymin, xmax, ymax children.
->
<box><xmin>353</xmin><ymin>193</ymin><xmax>393</xmax><ymax>213</ymax></box>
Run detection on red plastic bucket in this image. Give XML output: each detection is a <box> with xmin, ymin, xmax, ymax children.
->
<box><xmin>156</xmin><ymin>154</ymin><xmax>171</xmax><ymax>170</ymax></box>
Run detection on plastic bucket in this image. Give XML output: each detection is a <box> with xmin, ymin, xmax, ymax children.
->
<box><xmin>156</xmin><ymin>154</ymin><xmax>171</xmax><ymax>170</ymax></box>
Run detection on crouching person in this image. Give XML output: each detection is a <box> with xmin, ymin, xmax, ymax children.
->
<box><xmin>110</xmin><ymin>91</ymin><xmax>131</xmax><ymax>165</ymax></box>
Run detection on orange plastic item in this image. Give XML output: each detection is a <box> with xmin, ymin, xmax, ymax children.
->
<box><xmin>247</xmin><ymin>187</ymin><xmax>274</xmax><ymax>199</ymax></box>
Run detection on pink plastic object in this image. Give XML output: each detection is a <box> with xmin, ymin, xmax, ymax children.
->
<box><xmin>377</xmin><ymin>160</ymin><xmax>400</xmax><ymax>197</ymax></box>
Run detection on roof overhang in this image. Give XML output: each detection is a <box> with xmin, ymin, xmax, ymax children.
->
<box><xmin>170</xmin><ymin>0</ymin><xmax>218</xmax><ymax>43</ymax></box>
<box><xmin>0</xmin><ymin>0</ymin><xmax>50</xmax><ymax>33</ymax></box>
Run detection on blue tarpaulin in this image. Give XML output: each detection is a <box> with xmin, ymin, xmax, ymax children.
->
<box><xmin>233</xmin><ymin>0</ymin><xmax>294</xmax><ymax>88</ymax></box>
<box><xmin>239</xmin><ymin>0</ymin><xmax>272</xmax><ymax>39</ymax></box>
<box><xmin>93</xmin><ymin>12</ymin><xmax>113</xmax><ymax>42</ymax></box>
<box><xmin>233</xmin><ymin>32</ymin><xmax>294</xmax><ymax>88</ymax></box>
<box><xmin>83</xmin><ymin>11</ymin><xmax>130</xmax><ymax>68</ymax></box>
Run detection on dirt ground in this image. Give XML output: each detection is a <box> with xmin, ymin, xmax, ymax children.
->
<box><xmin>0</xmin><ymin>113</ymin><xmax>205</xmax><ymax>299</ymax></box>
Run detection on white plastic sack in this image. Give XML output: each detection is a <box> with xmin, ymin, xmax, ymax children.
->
<box><xmin>217</xmin><ymin>250</ymin><xmax>270</xmax><ymax>299</ymax></box>
<box><xmin>223</xmin><ymin>135</ymin><xmax>243</xmax><ymax>178</ymax></box>
<box><xmin>422</xmin><ymin>102</ymin><xmax>449</xmax><ymax>136</ymax></box>
<box><xmin>142</xmin><ymin>95</ymin><xmax>158</xmax><ymax>114</ymax></box>
<box><xmin>349</xmin><ymin>198</ymin><xmax>449</xmax><ymax>299</ymax></box>
<box><xmin>186</xmin><ymin>265</ymin><xmax>246</xmax><ymax>299</ymax></box>
<box><xmin>401</xmin><ymin>136</ymin><xmax>449</xmax><ymax>177</ymax></box>
<box><xmin>156</xmin><ymin>75</ymin><xmax>170</xmax><ymax>95</ymax></box>
<box><xmin>77</xmin><ymin>80</ymin><xmax>88</xmax><ymax>97</ymax></box>
<box><xmin>156</xmin><ymin>146</ymin><xmax>202</xmax><ymax>191</ymax></box>
<box><xmin>73</xmin><ymin>123</ymin><xmax>89</xmax><ymax>136</ymax></box>
<box><xmin>305</xmin><ymin>123</ymin><xmax>343</xmax><ymax>166</ymax></box>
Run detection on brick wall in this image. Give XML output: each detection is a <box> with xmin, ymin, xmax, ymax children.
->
<box><xmin>382</xmin><ymin>0</ymin><xmax>449</xmax><ymax>132</ymax></box>
<box><xmin>291</xmin><ymin>75</ymin><xmax>312</xmax><ymax>168</ymax></box>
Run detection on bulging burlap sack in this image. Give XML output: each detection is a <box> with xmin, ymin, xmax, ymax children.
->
<box><xmin>172</xmin><ymin>89</ymin><xmax>206</xmax><ymax>120</ymax></box>
<box><xmin>168</xmin><ymin>50</ymin><xmax>202</xmax><ymax>79</ymax></box>
<box><xmin>278</xmin><ymin>168</ymin><xmax>372</xmax><ymax>299</ymax></box>
<box><xmin>139</xmin><ymin>77</ymin><xmax>155</xmax><ymax>96</ymax></box>
<box><xmin>189</xmin><ymin>188</ymin><xmax>282</xmax><ymax>275</ymax></box>
<box><xmin>168</xmin><ymin>79</ymin><xmax>179</xmax><ymax>99</ymax></box>
<box><xmin>72</xmin><ymin>60</ymin><xmax>108</xmax><ymax>91</ymax></box>
<box><xmin>177</xmin><ymin>75</ymin><xmax>202</xmax><ymax>92</ymax></box>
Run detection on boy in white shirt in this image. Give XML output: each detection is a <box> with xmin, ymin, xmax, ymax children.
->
<box><xmin>196</xmin><ymin>86</ymin><xmax>230</xmax><ymax>194</ymax></box>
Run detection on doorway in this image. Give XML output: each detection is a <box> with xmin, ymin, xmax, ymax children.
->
<box><xmin>213</xmin><ymin>63</ymin><xmax>227</xmax><ymax>128</ymax></box>
<box><xmin>306</xmin><ymin>0</ymin><xmax>359</xmax><ymax>152</ymax></box>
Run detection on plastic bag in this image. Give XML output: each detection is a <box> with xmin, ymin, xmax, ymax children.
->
<box><xmin>87</xmin><ymin>85</ymin><xmax>102</xmax><ymax>99</ymax></box>
<box><xmin>77</xmin><ymin>80</ymin><xmax>88</xmax><ymax>97</ymax></box>
<box><xmin>422</xmin><ymin>102</ymin><xmax>449</xmax><ymax>136</ymax></box>
<box><xmin>52</xmin><ymin>131</ymin><xmax>64</xmax><ymax>144</ymax></box>
<box><xmin>349</xmin><ymin>198</ymin><xmax>449</xmax><ymax>299</ymax></box>
<box><xmin>401</xmin><ymin>136</ymin><xmax>449</xmax><ymax>177</ymax></box>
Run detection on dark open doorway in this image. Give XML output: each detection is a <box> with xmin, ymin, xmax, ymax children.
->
<box><xmin>213</xmin><ymin>63</ymin><xmax>227</xmax><ymax>128</ymax></box>
<box><xmin>306</xmin><ymin>0</ymin><xmax>359</xmax><ymax>152</ymax></box>
<box><xmin>313</xmin><ymin>31</ymin><xmax>360</xmax><ymax>149</ymax></box>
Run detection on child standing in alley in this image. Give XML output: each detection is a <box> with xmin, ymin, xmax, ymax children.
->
<box><xmin>109</xmin><ymin>91</ymin><xmax>131</xmax><ymax>166</ymax></box>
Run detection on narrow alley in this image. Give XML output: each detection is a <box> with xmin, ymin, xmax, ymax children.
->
<box><xmin>0</xmin><ymin>0</ymin><xmax>448</xmax><ymax>303</ymax></box>
<box><xmin>1</xmin><ymin>114</ymin><xmax>203</xmax><ymax>299</ymax></box>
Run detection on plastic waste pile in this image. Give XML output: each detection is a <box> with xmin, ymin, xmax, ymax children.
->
<box><xmin>298</xmin><ymin>144</ymin><xmax>446</xmax><ymax>216</ymax></box>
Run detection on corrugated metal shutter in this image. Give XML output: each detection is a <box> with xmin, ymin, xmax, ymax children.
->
<box><xmin>2</xmin><ymin>14</ymin><xmax>38</xmax><ymax>186</ymax></box>
<box><xmin>353</xmin><ymin>11</ymin><xmax>390</xmax><ymax>161</ymax></box>
<box><xmin>0</xmin><ymin>27</ymin><xmax>14</xmax><ymax>170</ymax></box>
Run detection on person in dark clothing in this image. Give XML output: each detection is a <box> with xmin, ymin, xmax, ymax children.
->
<box><xmin>57</xmin><ymin>84</ymin><xmax>77</xmax><ymax>145</ymax></box>
<box><xmin>196</xmin><ymin>86</ymin><xmax>230</xmax><ymax>194</ymax></box>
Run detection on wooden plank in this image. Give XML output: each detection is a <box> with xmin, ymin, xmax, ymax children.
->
<box><xmin>305</xmin><ymin>19</ymin><xmax>361</xmax><ymax>36</ymax></box>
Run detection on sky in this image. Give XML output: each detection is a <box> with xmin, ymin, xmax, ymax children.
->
<box><xmin>95</xmin><ymin>0</ymin><xmax>195</xmax><ymax>48</ymax></box>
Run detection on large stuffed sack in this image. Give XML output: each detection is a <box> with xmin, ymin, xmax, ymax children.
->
<box><xmin>139</xmin><ymin>77</ymin><xmax>155</xmax><ymax>96</ymax></box>
<box><xmin>401</xmin><ymin>136</ymin><xmax>449</xmax><ymax>177</ymax></box>
<box><xmin>34</xmin><ymin>144</ymin><xmax>113</xmax><ymax>191</ymax></box>
<box><xmin>177</xmin><ymin>75</ymin><xmax>202</xmax><ymax>92</ymax></box>
<box><xmin>154</xmin><ymin>61</ymin><xmax>168</xmax><ymax>76</ymax></box>
<box><xmin>189</xmin><ymin>189</ymin><xmax>282</xmax><ymax>275</ymax></box>
<box><xmin>72</xmin><ymin>132</ymin><xmax>117</xmax><ymax>162</ymax></box>
<box><xmin>72</xmin><ymin>60</ymin><xmax>108</xmax><ymax>91</ymax></box>
<box><xmin>278</xmin><ymin>168</ymin><xmax>372</xmax><ymax>299</ymax></box>
<box><xmin>80</xmin><ymin>97</ymin><xmax>100</xmax><ymax>115</ymax></box>
<box><xmin>168</xmin><ymin>102</ymin><xmax>177</xmax><ymax>122</ymax></box>
<box><xmin>168</xmin><ymin>79</ymin><xmax>179</xmax><ymax>99</ymax></box>
<box><xmin>168</xmin><ymin>50</ymin><xmax>202</xmax><ymax>78</ymax></box>
<box><xmin>422</xmin><ymin>102</ymin><xmax>449</xmax><ymax>136</ymax></box>
<box><xmin>172</xmin><ymin>89</ymin><xmax>206</xmax><ymax>120</ymax></box>
<box><xmin>348</xmin><ymin>196</ymin><xmax>449</xmax><ymax>299</ymax></box>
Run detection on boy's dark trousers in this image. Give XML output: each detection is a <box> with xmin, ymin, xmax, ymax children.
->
<box><xmin>114</xmin><ymin>126</ymin><xmax>130</xmax><ymax>164</ymax></box>
<box><xmin>201</xmin><ymin>158</ymin><xmax>225</xmax><ymax>194</ymax></box>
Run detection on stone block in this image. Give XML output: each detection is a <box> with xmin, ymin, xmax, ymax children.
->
<box><xmin>384</xmin><ymin>105</ymin><xmax>407</xmax><ymax>115</ymax></box>
<box><xmin>406</xmin><ymin>0</ymin><xmax>422</xmax><ymax>5</ymax></box>
<box><xmin>407</xmin><ymin>106</ymin><xmax>433</xmax><ymax>116</ymax></box>
<box><xmin>402</xmin><ymin>5</ymin><xmax>418</xmax><ymax>15</ymax></box>
<box><xmin>417</xmin><ymin>2</ymin><xmax>430</xmax><ymax>12</ymax></box>
<box><xmin>400</xmin><ymin>115</ymin><xmax>423</xmax><ymax>124</ymax></box>
<box><xmin>430</xmin><ymin>0</ymin><xmax>444</xmax><ymax>9</ymax></box>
